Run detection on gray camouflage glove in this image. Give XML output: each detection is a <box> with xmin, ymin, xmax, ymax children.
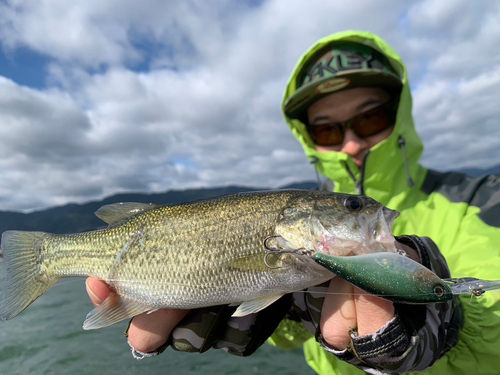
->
<box><xmin>125</xmin><ymin>293</ymin><xmax>293</xmax><ymax>358</ymax></box>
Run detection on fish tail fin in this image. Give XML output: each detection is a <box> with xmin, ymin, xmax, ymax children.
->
<box><xmin>0</xmin><ymin>230</ymin><xmax>58</xmax><ymax>320</ymax></box>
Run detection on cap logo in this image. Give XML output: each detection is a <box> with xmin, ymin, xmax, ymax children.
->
<box><xmin>316</xmin><ymin>78</ymin><xmax>350</xmax><ymax>94</ymax></box>
<box><xmin>301</xmin><ymin>50</ymin><xmax>376</xmax><ymax>86</ymax></box>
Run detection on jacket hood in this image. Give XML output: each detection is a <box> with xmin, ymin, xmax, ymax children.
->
<box><xmin>282</xmin><ymin>30</ymin><xmax>426</xmax><ymax>207</ymax></box>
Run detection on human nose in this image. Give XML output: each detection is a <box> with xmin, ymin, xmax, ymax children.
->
<box><xmin>340</xmin><ymin>129</ymin><xmax>369</xmax><ymax>157</ymax></box>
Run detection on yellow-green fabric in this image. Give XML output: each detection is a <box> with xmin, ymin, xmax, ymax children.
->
<box><xmin>273</xmin><ymin>30</ymin><xmax>500</xmax><ymax>374</ymax></box>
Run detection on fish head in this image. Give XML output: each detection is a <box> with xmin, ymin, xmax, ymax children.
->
<box><xmin>275</xmin><ymin>192</ymin><xmax>399</xmax><ymax>256</ymax></box>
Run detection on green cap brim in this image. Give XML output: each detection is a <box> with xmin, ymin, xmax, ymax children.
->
<box><xmin>284</xmin><ymin>69</ymin><xmax>402</xmax><ymax>119</ymax></box>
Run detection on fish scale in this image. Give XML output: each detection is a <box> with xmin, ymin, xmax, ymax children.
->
<box><xmin>0</xmin><ymin>189</ymin><xmax>398</xmax><ymax>329</ymax></box>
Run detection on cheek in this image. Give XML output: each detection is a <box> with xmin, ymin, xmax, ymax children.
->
<box><xmin>315</xmin><ymin>145</ymin><xmax>343</xmax><ymax>153</ymax></box>
<box><xmin>366</xmin><ymin>127</ymin><xmax>394</xmax><ymax>148</ymax></box>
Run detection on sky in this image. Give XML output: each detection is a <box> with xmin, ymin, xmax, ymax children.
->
<box><xmin>0</xmin><ymin>0</ymin><xmax>499</xmax><ymax>212</ymax></box>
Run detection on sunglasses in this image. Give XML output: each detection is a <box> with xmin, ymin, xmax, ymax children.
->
<box><xmin>306</xmin><ymin>97</ymin><xmax>398</xmax><ymax>146</ymax></box>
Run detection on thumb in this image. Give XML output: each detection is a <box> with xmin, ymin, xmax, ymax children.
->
<box><xmin>85</xmin><ymin>277</ymin><xmax>112</xmax><ymax>307</ymax></box>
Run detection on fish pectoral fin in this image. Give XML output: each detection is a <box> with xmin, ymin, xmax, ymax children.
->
<box><xmin>83</xmin><ymin>293</ymin><xmax>152</xmax><ymax>330</ymax></box>
<box><xmin>95</xmin><ymin>202</ymin><xmax>164</xmax><ymax>225</ymax></box>
<box><xmin>231</xmin><ymin>294</ymin><xmax>285</xmax><ymax>317</ymax></box>
<box><xmin>225</xmin><ymin>254</ymin><xmax>271</xmax><ymax>272</ymax></box>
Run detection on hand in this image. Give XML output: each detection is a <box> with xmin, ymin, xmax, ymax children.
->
<box><xmin>319</xmin><ymin>241</ymin><xmax>419</xmax><ymax>349</ymax></box>
<box><xmin>86</xmin><ymin>278</ymin><xmax>190</xmax><ymax>353</ymax></box>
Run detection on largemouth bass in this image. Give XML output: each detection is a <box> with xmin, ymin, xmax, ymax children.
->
<box><xmin>0</xmin><ymin>190</ymin><xmax>398</xmax><ymax>330</ymax></box>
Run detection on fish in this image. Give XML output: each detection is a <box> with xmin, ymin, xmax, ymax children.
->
<box><xmin>312</xmin><ymin>252</ymin><xmax>500</xmax><ymax>303</ymax></box>
<box><xmin>0</xmin><ymin>189</ymin><xmax>399</xmax><ymax>330</ymax></box>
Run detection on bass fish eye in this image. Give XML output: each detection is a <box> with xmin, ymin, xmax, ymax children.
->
<box><xmin>433</xmin><ymin>285</ymin><xmax>445</xmax><ymax>298</ymax></box>
<box><xmin>344</xmin><ymin>196</ymin><xmax>363</xmax><ymax>211</ymax></box>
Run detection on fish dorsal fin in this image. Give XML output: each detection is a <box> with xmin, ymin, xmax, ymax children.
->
<box><xmin>95</xmin><ymin>203</ymin><xmax>163</xmax><ymax>224</ymax></box>
<box><xmin>231</xmin><ymin>293</ymin><xmax>285</xmax><ymax>317</ymax></box>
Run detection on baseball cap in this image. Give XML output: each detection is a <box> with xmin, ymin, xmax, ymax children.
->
<box><xmin>284</xmin><ymin>42</ymin><xmax>403</xmax><ymax>119</ymax></box>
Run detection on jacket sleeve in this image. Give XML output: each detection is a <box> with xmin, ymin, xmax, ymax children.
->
<box><xmin>425</xmin><ymin>174</ymin><xmax>500</xmax><ymax>374</ymax></box>
<box><xmin>270</xmin><ymin>235</ymin><xmax>463</xmax><ymax>374</ymax></box>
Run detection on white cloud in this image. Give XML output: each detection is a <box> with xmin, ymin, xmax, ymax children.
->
<box><xmin>0</xmin><ymin>0</ymin><xmax>498</xmax><ymax>211</ymax></box>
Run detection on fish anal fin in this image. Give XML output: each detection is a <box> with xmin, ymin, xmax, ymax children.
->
<box><xmin>95</xmin><ymin>203</ymin><xmax>164</xmax><ymax>225</ymax></box>
<box><xmin>83</xmin><ymin>293</ymin><xmax>152</xmax><ymax>330</ymax></box>
<box><xmin>231</xmin><ymin>294</ymin><xmax>285</xmax><ymax>317</ymax></box>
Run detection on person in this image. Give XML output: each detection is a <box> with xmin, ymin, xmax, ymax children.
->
<box><xmin>86</xmin><ymin>30</ymin><xmax>500</xmax><ymax>374</ymax></box>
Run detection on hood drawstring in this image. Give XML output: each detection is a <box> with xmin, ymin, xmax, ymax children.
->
<box><xmin>358</xmin><ymin>151</ymin><xmax>369</xmax><ymax>195</ymax></box>
<box><xmin>309</xmin><ymin>157</ymin><xmax>322</xmax><ymax>190</ymax></box>
<box><xmin>340</xmin><ymin>151</ymin><xmax>370</xmax><ymax>196</ymax></box>
<box><xmin>398</xmin><ymin>135</ymin><xmax>415</xmax><ymax>188</ymax></box>
<box><xmin>341</xmin><ymin>159</ymin><xmax>365</xmax><ymax>196</ymax></box>
<box><xmin>310</xmin><ymin>157</ymin><xmax>335</xmax><ymax>191</ymax></box>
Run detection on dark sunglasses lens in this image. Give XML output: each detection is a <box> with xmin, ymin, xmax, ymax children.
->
<box><xmin>352</xmin><ymin>106</ymin><xmax>393</xmax><ymax>137</ymax></box>
<box><xmin>308</xmin><ymin>125</ymin><xmax>343</xmax><ymax>146</ymax></box>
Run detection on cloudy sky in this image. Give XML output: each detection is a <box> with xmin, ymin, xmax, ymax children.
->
<box><xmin>0</xmin><ymin>0</ymin><xmax>498</xmax><ymax>212</ymax></box>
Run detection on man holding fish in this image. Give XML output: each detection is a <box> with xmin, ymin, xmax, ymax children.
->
<box><xmin>84</xmin><ymin>31</ymin><xmax>500</xmax><ymax>374</ymax></box>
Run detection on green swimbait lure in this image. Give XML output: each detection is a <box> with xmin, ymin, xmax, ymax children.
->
<box><xmin>313</xmin><ymin>252</ymin><xmax>452</xmax><ymax>303</ymax></box>
<box><xmin>313</xmin><ymin>252</ymin><xmax>500</xmax><ymax>303</ymax></box>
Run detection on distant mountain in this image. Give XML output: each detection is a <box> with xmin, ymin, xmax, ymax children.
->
<box><xmin>452</xmin><ymin>164</ymin><xmax>500</xmax><ymax>178</ymax></box>
<box><xmin>0</xmin><ymin>182</ymin><xmax>318</xmax><ymax>235</ymax></box>
<box><xmin>0</xmin><ymin>162</ymin><xmax>498</xmax><ymax>237</ymax></box>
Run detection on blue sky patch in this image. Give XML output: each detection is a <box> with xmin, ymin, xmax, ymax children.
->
<box><xmin>0</xmin><ymin>46</ymin><xmax>52</xmax><ymax>89</ymax></box>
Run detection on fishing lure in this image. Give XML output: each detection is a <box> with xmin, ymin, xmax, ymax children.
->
<box><xmin>312</xmin><ymin>252</ymin><xmax>500</xmax><ymax>304</ymax></box>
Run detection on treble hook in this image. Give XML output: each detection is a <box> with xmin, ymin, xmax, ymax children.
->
<box><xmin>264</xmin><ymin>251</ymin><xmax>281</xmax><ymax>269</ymax></box>
<box><xmin>262</xmin><ymin>235</ymin><xmax>313</xmax><ymax>269</ymax></box>
<box><xmin>471</xmin><ymin>289</ymin><xmax>485</xmax><ymax>297</ymax></box>
<box><xmin>264</xmin><ymin>235</ymin><xmax>282</xmax><ymax>251</ymax></box>
<box><xmin>264</xmin><ymin>235</ymin><xmax>284</xmax><ymax>269</ymax></box>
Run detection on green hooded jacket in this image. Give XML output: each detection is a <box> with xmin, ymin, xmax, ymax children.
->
<box><xmin>271</xmin><ymin>30</ymin><xmax>500</xmax><ymax>375</ymax></box>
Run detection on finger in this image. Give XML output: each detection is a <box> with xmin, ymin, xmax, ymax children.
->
<box><xmin>85</xmin><ymin>277</ymin><xmax>190</xmax><ymax>353</ymax></box>
<box><xmin>320</xmin><ymin>277</ymin><xmax>356</xmax><ymax>349</ymax></box>
<box><xmin>128</xmin><ymin>308</ymin><xmax>190</xmax><ymax>353</ymax></box>
<box><xmin>85</xmin><ymin>277</ymin><xmax>112</xmax><ymax>307</ymax></box>
<box><xmin>354</xmin><ymin>287</ymin><xmax>394</xmax><ymax>336</ymax></box>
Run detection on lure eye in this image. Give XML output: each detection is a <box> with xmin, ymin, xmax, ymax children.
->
<box><xmin>433</xmin><ymin>285</ymin><xmax>445</xmax><ymax>298</ymax></box>
<box><xmin>344</xmin><ymin>197</ymin><xmax>363</xmax><ymax>211</ymax></box>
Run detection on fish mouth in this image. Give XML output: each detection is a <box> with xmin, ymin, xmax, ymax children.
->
<box><xmin>372</xmin><ymin>207</ymin><xmax>400</xmax><ymax>251</ymax></box>
<box><xmin>383</xmin><ymin>207</ymin><xmax>400</xmax><ymax>226</ymax></box>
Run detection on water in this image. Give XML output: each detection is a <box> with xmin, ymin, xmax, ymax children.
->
<box><xmin>0</xmin><ymin>265</ymin><xmax>314</xmax><ymax>375</ymax></box>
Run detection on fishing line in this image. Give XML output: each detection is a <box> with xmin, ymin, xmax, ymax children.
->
<box><xmin>52</xmin><ymin>279</ymin><xmax>86</xmax><ymax>288</ymax></box>
<box><xmin>78</xmin><ymin>277</ymin><xmax>495</xmax><ymax>300</ymax></box>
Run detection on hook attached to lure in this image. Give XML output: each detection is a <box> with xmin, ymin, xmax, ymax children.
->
<box><xmin>262</xmin><ymin>235</ymin><xmax>313</xmax><ymax>269</ymax></box>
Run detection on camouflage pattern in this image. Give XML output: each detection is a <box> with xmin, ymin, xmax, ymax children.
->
<box><xmin>125</xmin><ymin>294</ymin><xmax>293</xmax><ymax>358</ymax></box>
<box><xmin>283</xmin><ymin>42</ymin><xmax>402</xmax><ymax>120</ymax></box>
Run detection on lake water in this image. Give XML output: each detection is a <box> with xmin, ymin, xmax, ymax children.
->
<box><xmin>0</xmin><ymin>265</ymin><xmax>314</xmax><ymax>375</ymax></box>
